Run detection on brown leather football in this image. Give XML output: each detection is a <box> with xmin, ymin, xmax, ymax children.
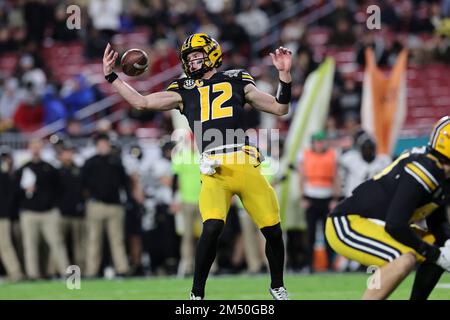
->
<box><xmin>120</xmin><ymin>49</ymin><xmax>149</xmax><ymax>76</ymax></box>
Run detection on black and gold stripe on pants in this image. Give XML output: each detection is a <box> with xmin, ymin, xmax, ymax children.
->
<box><xmin>325</xmin><ymin>215</ymin><xmax>432</xmax><ymax>266</ymax></box>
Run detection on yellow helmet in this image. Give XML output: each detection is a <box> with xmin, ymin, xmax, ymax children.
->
<box><xmin>429</xmin><ymin>116</ymin><xmax>450</xmax><ymax>161</ymax></box>
<box><xmin>180</xmin><ymin>33</ymin><xmax>222</xmax><ymax>79</ymax></box>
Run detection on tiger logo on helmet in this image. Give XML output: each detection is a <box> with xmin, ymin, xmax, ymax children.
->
<box><xmin>429</xmin><ymin>116</ymin><xmax>450</xmax><ymax>162</ymax></box>
<box><xmin>180</xmin><ymin>33</ymin><xmax>222</xmax><ymax>79</ymax></box>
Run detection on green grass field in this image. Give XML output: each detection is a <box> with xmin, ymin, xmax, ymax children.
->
<box><xmin>0</xmin><ymin>272</ymin><xmax>449</xmax><ymax>300</ymax></box>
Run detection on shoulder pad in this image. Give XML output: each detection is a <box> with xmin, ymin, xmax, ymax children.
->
<box><xmin>222</xmin><ymin>69</ymin><xmax>256</xmax><ymax>85</ymax></box>
<box><xmin>404</xmin><ymin>157</ymin><xmax>442</xmax><ymax>193</ymax></box>
<box><xmin>166</xmin><ymin>80</ymin><xmax>180</xmax><ymax>91</ymax></box>
<box><xmin>239</xmin><ymin>69</ymin><xmax>256</xmax><ymax>86</ymax></box>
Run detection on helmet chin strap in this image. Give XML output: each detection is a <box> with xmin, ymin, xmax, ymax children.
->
<box><xmin>190</xmin><ymin>68</ymin><xmax>206</xmax><ymax>79</ymax></box>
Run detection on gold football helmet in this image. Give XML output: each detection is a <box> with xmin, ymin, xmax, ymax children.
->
<box><xmin>429</xmin><ymin>116</ymin><xmax>450</xmax><ymax>161</ymax></box>
<box><xmin>180</xmin><ymin>33</ymin><xmax>222</xmax><ymax>79</ymax></box>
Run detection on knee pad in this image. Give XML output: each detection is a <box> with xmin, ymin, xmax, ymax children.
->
<box><xmin>202</xmin><ymin>219</ymin><xmax>224</xmax><ymax>239</ymax></box>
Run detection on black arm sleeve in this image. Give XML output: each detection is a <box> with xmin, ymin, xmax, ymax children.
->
<box><xmin>384</xmin><ymin>173</ymin><xmax>441</xmax><ymax>261</ymax></box>
<box><xmin>426</xmin><ymin>206</ymin><xmax>450</xmax><ymax>246</ymax></box>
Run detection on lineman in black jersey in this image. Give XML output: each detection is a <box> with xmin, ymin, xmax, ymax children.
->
<box><xmin>102</xmin><ymin>33</ymin><xmax>293</xmax><ymax>300</ymax></box>
<box><xmin>326</xmin><ymin>116</ymin><xmax>450</xmax><ymax>299</ymax></box>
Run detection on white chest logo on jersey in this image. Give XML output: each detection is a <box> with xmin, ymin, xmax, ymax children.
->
<box><xmin>183</xmin><ymin>79</ymin><xmax>196</xmax><ymax>89</ymax></box>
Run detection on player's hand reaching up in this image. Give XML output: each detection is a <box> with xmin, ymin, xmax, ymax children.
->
<box><xmin>270</xmin><ymin>46</ymin><xmax>292</xmax><ymax>73</ymax></box>
<box><xmin>103</xmin><ymin>43</ymin><xmax>119</xmax><ymax>76</ymax></box>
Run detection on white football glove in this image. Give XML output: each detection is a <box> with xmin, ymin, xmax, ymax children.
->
<box><xmin>199</xmin><ymin>155</ymin><xmax>221</xmax><ymax>175</ymax></box>
<box><xmin>436</xmin><ymin>240</ymin><xmax>450</xmax><ymax>272</ymax></box>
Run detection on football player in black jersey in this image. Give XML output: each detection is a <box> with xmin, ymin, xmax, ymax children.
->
<box><xmin>103</xmin><ymin>33</ymin><xmax>292</xmax><ymax>300</ymax></box>
<box><xmin>326</xmin><ymin>116</ymin><xmax>450</xmax><ymax>299</ymax></box>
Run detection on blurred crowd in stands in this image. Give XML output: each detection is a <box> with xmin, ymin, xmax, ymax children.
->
<box><xmin>0</xmin><ymin>0</ymin><xmax>450</xmax><ymax>281</ymax></box>
<box><xmin>0</xmin><ymin>0</ymin><xmax>449</xmax><ymax>135</ymax></box>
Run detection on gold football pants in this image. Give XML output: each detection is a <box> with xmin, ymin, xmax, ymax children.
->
<box><xmin>199</xmin><ymin>148</ymin><xmax>280</xmax><ymax>229</ymax></box>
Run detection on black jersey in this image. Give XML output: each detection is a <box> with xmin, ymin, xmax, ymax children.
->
<box><xmin>331</xmin><ymin>146</ymin><xmax>450</xmax><ymax>255</ymax></box>
<box><xmin>166</xmin><ymin>69</ymin><xmax>256</xmax><ymax>153</ymax></box>
<box><xmin>331</xmin><ymin>146</ymin><xmax>449</xmax><ymax>224</ymax></box>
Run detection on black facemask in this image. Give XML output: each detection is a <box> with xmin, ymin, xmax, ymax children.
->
<box><xmin>185</xmin><ymin>55</ymin><xmax>210</xmax><ymax>79</ymax></box>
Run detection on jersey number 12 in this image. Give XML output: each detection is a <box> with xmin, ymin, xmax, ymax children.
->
<box><xmin>198</xmin><ymin>82</ymin><xmax>233</xmax><ymax>122</ymax></box>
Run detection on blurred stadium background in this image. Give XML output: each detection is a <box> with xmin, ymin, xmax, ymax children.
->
<box><xmin>0</xmin><ymin>0</ymin><xmax>450</xmax><ymax>299</ymax></box>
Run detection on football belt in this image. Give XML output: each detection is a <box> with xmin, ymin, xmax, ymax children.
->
<box><xmin>200</xmin><ymin>144</ymin><xmax>239</xmax><ymax>175</ymax></box>
<box><xmin>203</xmin><ymin>144</ymin><xmax>264</xmax><ymax>160</ymax></box>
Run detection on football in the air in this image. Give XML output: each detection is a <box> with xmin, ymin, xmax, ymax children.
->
<box><xmin>121</xmin><ymin>48</ymin><xmax>149</xmax><ymax>76</ymax></box>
